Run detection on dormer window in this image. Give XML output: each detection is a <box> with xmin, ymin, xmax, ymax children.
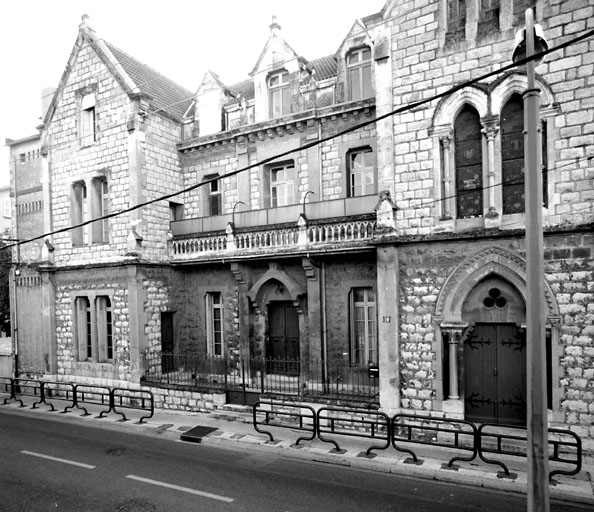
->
<box><xmin>268</xmin><ymin>71</ymin><xmax>290</xmax><ymax>118</ymax></box>
<box><xmin>80</xmin><ymin>93</ymin><xmax>96</xmax><ymax>146</ymax></box>
<box><xmin>347</xmin><ymin>47</ymin><xmax>372</xmax><ymax>101</ymax></box>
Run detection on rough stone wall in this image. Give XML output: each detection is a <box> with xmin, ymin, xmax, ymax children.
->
<box><xmin>54</xmin><ymin>272</ymin><xmax>129</xmax><ymax>383</ymax></box>
<box><xmin>320</xmin><ymin>115</ymin><xmax>377</xmax><ymax>201</ymax></box>
<box><xmin>181</xmin><ymin>144</ymin><xmax>237</xmax><ymax>217</ymax></box>
<box><xmin>387</xmin><ymin>0</ymin><xmax>594</xmax><ymax>234</ymax></box>
<box><xmin>324</xmin><ymin>256</ymin><xmax>377</xmax><ymax>365</ymax></box>
<box><xmin>48</xmin><ymin>42</ymin><xmax>130</xmax><ymax>266</ymax></box>
<box><xmin>142</xmin><ymin>115</ymin><xmax>183</xmax><ymax>260</ymax></box>
<box><xmin>143</xmin><ymin>269</ymin><xmax>173</xmax><ymax>353</ymax></box>
<box><xmin>544</xmin><ymin>231</ymin><xmax>594</xmax><ymax>441</ymax></box>
<box><xmin>170</xmin><ymin>267</ymin><xmax>238</xmax><ymax>357</ymax></box>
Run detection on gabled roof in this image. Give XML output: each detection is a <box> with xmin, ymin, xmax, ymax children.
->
<box><xmin>43</xmin><ymin>16</ymin><xmax>193</xmax><ymax>127</ymax></box>
<box><xmin>309</xmin><ymin>55</ymin><xmax>338</xmax><ymax>81</ymax></box>
<box><xmin>107</xmin><ymin>43</ymin><xmax>193</xmax><ymax>121</ymax></box>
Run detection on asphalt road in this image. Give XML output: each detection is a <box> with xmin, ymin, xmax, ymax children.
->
<box><xmin>0</xmin><ymin>409</ymin><xmax>591</xmax><ymax>512</ymax></box>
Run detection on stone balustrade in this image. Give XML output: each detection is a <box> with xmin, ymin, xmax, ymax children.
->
<box><xmin>170</xmin><ymin>216</ymin><xmax>377</xmax><ymax>261</ymax></box>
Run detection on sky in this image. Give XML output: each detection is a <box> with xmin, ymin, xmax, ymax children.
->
<box><xmin>0</xmin><ymin>0</ymin><xmax>386</xmax><ymax>187</ymax></box>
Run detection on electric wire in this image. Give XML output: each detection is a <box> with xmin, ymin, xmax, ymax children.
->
<box><xmin>3</xmin><ymin>28</ymin><xmax>594</xmax><ymax>251</ymax></box>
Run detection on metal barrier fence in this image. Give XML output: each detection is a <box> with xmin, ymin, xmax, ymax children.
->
<box><xmin>252</xmin><ymin>401</ymin><xmax>583</xmax><ymax>480</ymax></box>
<box><xmin>143</xmin><ymin>352</ymin><xmax>379</xmax><ymax>403</ymax></box>
<box><xmin>253</xmin><ymin>402</ymin><xmax>317</xmax><ymax>445</ymax></box>
<box><xmin>477</xmin><ymin>423</ymin><xmax>582</xmax><ymax>479</ymax></box>
<box><xmin>0</xmin><ymin>377</ymin><xmax>154</xmax><ymax>424</ymax></box>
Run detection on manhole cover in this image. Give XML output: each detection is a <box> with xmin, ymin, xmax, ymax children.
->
<box><xmin>116</xmin><ymin>498</ymin><xmax>157</xmax><ymax>512</ymax></box>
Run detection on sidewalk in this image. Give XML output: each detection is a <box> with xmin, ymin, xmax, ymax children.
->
<box><xmin>1</xmin><ymin>396</ymin><xmax>593</xmax><ymax>506</ymax></box>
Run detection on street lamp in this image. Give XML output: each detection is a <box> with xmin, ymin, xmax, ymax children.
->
<box><xmin>512</xmin><ymin>9</ymin><xmax>550</xmax><ymax>512</ymax></box>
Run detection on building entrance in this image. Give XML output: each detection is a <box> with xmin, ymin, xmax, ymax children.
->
<box><xmin>464</xmin><ymin>322</ymin><xmax>526</xmax><ymax>426</ymax></box>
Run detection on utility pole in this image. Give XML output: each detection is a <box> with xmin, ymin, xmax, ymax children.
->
<box><xmin>513</xmin><ymin>8</ymin><xmax>550</xmax><ymax>512</ymax></box>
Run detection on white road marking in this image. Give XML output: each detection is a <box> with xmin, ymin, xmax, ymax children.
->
<box><xmin>126</xmin><ymin>475</ymin><xmax>234</xmax><ymax>503</ymax></box>
<box><xmin>21</xmin><ymin>450</ymin><xmax>96</xmax><ymax>469</ymax></box>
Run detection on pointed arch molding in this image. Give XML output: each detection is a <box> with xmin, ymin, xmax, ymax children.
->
<box><xmin>435</xmin><ymin>247</ymin><xmax>559</xmax><ymax>324</ymax></box>
<box><xmin>247</xmin><ymin>264</ymin><xmax>306</xmax><ymax>315</ymax></box>
<box><xmin>432</xmin><ymin>85</ymin><xmax>489</xmax><ymax>128</ymax></box>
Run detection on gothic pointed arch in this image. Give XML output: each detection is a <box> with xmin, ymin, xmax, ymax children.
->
<box><xmin>432</xmin><ymin>85</ymin><xmax>489</xmax><ymax>129</ymax></box>
<box><xmin>247</xmin><ymin>263</ymin><xmax>306</xmax><ymax>315</ymax></box>
<box><xmin>490</xmin><ymin>72</ymin><xmax>555</xmax><ymax>114</ymax></box>
<box><xmin>435</xmin><ymin>246</ymin><xmax>559</xmax><ymax>325</ymax></box>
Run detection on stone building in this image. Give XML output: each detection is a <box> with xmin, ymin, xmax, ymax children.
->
<box><xmin>7</xmin><ymin>1</ymin><xmax>594</xmax><ymax>452</ymax></box>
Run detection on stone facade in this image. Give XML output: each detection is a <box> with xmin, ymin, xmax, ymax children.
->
<box><xmin>7</xmin><ymin>1</ymin><xmax>594</xmax><ymax>455</ymax></box>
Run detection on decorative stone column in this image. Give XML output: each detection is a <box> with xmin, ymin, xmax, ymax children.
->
<box><xmin>439</xmin><ymin>133</ymin><xmax>454</xmax><ymax>220</ymax></box>
<box><xmin>482</xmin><ymin>117</ymin><xmax>500</xmax><ymax>229</ymax></box>
<box><xmin>440</xmin><ymin>323</ymin><xmax>467</xmax><ymax>418</ymax></box>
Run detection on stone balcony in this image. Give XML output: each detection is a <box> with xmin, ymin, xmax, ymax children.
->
<box><xmin>169</xmin><ymin>194</ymin><xmax>396</xmax><ymax>263</ymax></box>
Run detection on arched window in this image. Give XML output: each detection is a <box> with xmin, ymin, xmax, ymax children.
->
<box><xmin>454</xmin><ymin>105</ymin><xmax>483</xmax><ymax>218</ymax></box>
<box><xmin>347</xmin><ymin>47</ymin><xmax>372</xmax><ymax>101</ymax></box>
<box><xmin>501</xmin><ymin>94</ymin><xmax>525</xmax><ymax>214</ymax></box>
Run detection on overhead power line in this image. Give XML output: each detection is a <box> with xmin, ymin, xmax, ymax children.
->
<box><xmin>4</xmin><ymin>27</ymin><xmax>594</xmax><ymax>251</ymax></box>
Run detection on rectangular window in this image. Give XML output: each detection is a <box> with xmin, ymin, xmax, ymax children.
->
<box><xmin>71</xmin><ymin>181</ymin><xmax>87</xmax><ymax>245</ymax></box>
<box><xmin>269</xmin><ymin>71</ymin><xmax>291</xmax><ymax>118</ymax></box>
<box><xmin>347</xmin><ymin>147</ymin><xmax>376</xmax><ymax>197</ymax></box>
<box><xmin>350</xmin><ymin>288</ymin><xmax>377</xmax><ymax>365</ymax></box>
<box><xmin>270</xmin><ymin>163</ymin><xmax>295</xmax><ymax>207</ymax></box>
<box><xmin>75</xmin><ymin>297</ymin><xmax>92</xmax><ymax>360</ymax></box>
<box><xmin>90</xmin><ymin>178</ymin><xmax>109</xmax><ymax>243</ymax></box>
<box><xmin>446</xmin><ymin>0</ymin><xmax>466</xmax><ymax>41</ymax></box>
<box><xmin>209</xmin><ymin>180</ymin><xmax>222</xmax><ymax>216</ymax></box>
<box><xmin>169</xmin><ymin>201</ymin><xmax>184</xmax><ymax>221</ymax></box>
<box><xmin>75</xmin><ymin>294</ymin><xmax>114</xmax><ymax>363</ymax></box>
<box><xmin>206</xmin><ymin>292</ymin><xmax>223</xmax><ymax>356</ymax></box>
<box><xmin>347</xmin><ymin>48</ymin><xmax>372</xmax><ymax>101</ymax></box>
<box><xmin>478</xmin><ymin>0</ymin><xmax>500</xmax><ymax>36</ymax></box>
<box><xmin>81</xmin><ymin>94</ymin><xmax>96</xmax><ymax>146</ymax></box>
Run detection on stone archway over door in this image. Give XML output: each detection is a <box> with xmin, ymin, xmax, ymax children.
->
<box><xmin>434</xmin><ymin>247</ymin><xmax>559</xmax><ymax>424</ymax></box>
<box><xmin>464</xmin><ymin>322</ymin><xmax>526</xmax><ymax>426</ymax></box>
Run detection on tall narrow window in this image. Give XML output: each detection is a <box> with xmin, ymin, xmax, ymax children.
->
<box><xmin>206</xmin><ymin>292</ymin><xmax>223</xmax><ymax>356</ymax></box>
<box><xmin>270</xmin><ymin>163</ymin><xmax>295</xmax><ymax>207</ymax></box>
<box><xmin>71</xmin><ymin>181</ymin><xmax>87</xmax><ymax>245</ymax></box>
<box><xmin>269</xmin><ymin>71</ymin><xmax>291</xmax><ymax>118</ymax></box>
<box><xmin>75</xmin><ymin>297</ymin><xmax>92</xmax><ymax>361</ymax></box>
<box><xmin>96</xmin><ymin>296</ymin><xmax>113</xmax><ymax>361</ymax></box>
<box><xmin>350</xmin><ymin>288</ymin><xmax>377</xmax><ymax>365</ymax></box>
<box><xmin>347</xmin><ymin>47</ymin><xmax>372</xmax><ymax>101</ymax></box>
<box><xmin>204</xmin><ymin>174</ymin><xmax>222</xmax><ymax>216</ymax></box>
<box><xmin>501</xmin><ymin>94</ymin><xmax>525</xmax><ymax>214</ymax></box>
<box><xmin>169</xmin><ymin>201</ymin><xmax>184</xmax><ymax>221</ymax></box>
<box><xmin>446</xmin><ymin>0</ymin><xmax>466</xmax><ymax>42</ymax></box>
<box><xmin>478</xmin><ymin>0</ymin><xmax>500</xmax><ymax>35</ymax></box>
<box><xmin>81</xmin><ymin>94</ymin><xmax>96</xmax><ymax>146</ymax></box>
<box><xmin>90</xmin><ymin>177</ymin><xmax>109</xmax><ymax>243</ymax></box>
<box><xmin>347</xmin><ymin>147</ymin><xmax>376</xmax><ymax>197</ymax></box>
<box><xmin>454</xmin><ymin>105</ymin><xmax>483</xmax><ymax>218</ymax></box>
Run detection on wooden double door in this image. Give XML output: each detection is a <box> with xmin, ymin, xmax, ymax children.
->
<box><xmin>464</xmin><ymin>323</ymin><xmax>526</xmax><ymax>426</ymax></box>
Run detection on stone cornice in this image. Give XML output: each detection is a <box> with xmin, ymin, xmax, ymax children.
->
<box><xmin>178</xmin><ymin>98</ymin><xmax>376</xmax><ymax>154</ymax></box>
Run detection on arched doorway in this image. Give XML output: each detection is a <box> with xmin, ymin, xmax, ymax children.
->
<box><xmin>434</xmin><ymin>247</ymin><xmax>560</xmax><ymax>426</ymax></box>
<box><xmin>461</xmin><ymin>277</ymin><xmax>526</xmax><ymax>426</ymax></box>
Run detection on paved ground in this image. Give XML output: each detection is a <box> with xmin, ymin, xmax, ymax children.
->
<box><xmin>1</xmin><ymin>393</ymin><xmax>592</xmax><ymax>506</ymax></box>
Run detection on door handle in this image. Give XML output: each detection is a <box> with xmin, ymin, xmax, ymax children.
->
<box><xmin>493</xmin><ymin>367</ymin><xmax>498</xmax><ymax>376</ymax></box>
